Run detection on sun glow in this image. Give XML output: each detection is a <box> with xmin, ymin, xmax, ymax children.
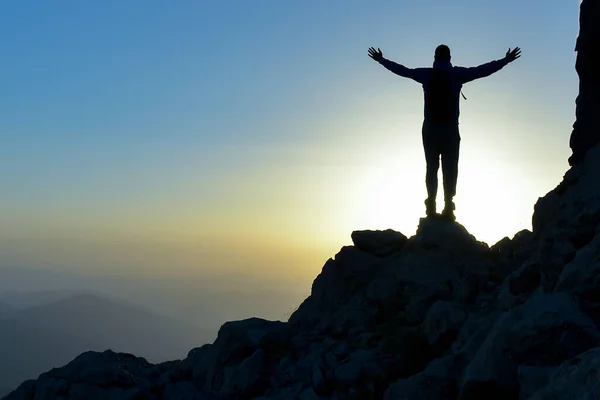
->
<box><xmin>334</xmin><ymin>137</ymin><xmax>536</xmax><ymax>247</ymax></box>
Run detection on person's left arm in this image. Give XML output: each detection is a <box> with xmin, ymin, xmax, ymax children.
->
<box><xmin>457</xmin><ymin>47</ymin><xmax>521</xmax><ymax>84</ymax></box>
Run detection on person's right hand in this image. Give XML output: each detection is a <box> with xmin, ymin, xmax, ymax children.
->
<box><xmin>505</xmin><ymin>47</ymin><xmax>521</xmax><ymax>63</ymax></box>
<box><xmin>368</xmin><ymin>47</ymin><xmax>383</xmax><ymax>61</ymax></box>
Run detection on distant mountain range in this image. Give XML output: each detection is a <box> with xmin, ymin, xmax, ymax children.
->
<box><xmin>0</xmin><ymin>301</ymin><xmax>17</xmax><ymax>317</ymax></box>
<box><xmin>0</xmin><ymin>292</ymin><xmax>215</xmax><ymax>398</ymax></box>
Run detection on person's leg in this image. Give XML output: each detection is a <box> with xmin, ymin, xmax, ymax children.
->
<box><xmin>422</xmin><ymin>123</ymin><xmax>442</xmax><ymax>215</ymax></box>
<box><xmin>441</xmin><ymin>125</ymin><xmax>460</xmax><ymax>219</ymax></box>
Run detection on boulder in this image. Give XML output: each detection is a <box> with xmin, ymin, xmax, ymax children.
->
<box><xmin>163</xmin><ymin>382</ymin><xmax>198</xmax><ymax>400</ymax></box>
<box><xmin>517</xmin><ymin>365</ymin><xmax>557</xmax><ymax>400</ymax></box>
<box><xmin>351</xmin><ymin>229</ymin><xmax>407</xmax><ymax>257</ymax></box>
<box><xmin>528</xmin><ymin>347</ymin><xmax>600</xmax><ymax>399</ymax></box>
<box><xmin>333</xmin><ymin>360</ymin><xmax>363</xmax><ymax>386</ymax></box>
<box><xmin>569</xmin><ymin>0</ymin><xmax>600</xmax><ymax>165</ymax></box>
<box><xmin>288</xmin><ymin>247</ymin><xmax>382</xmax><ymax>332</ymax></box>
<box><xmin>423</xmin><ymin>301</ymin><xmax>467</xmax><ymax>349</ymax></box>
<box><xmin>384</xmin><ymin>354</ymin><xmax>466</xmax><ymax>400</ymax></box>
<box><xmin>555</xmin><ymin>233</ymin><xmax>600</xmax><ymax>300</ymax></box>
<box><xmin>220</xmin><ymin>348</ymin><xmax>268</xmax><ymax>397</ymax></box>
<box><xmin>412</xmin><ymin>218</ymin><xmax>489</xmax><ymax>257</ymax></box>
<box><xmin>460</xmin><ymin>293</ymin><xmax>600</xmax><ymax>399</ymax></box>
<box><xmin>192</xmin><ymin>318</ymin><xmax>290</xmax><ymax>391</ymax></box>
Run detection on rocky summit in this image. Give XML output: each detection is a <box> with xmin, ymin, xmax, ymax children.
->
<box><xmin>4</xmin><ymin>1</ymin><xmax>600</xmax><ymax>400</ymax></box>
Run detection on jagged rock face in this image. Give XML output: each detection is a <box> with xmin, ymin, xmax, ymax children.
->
<box><xmin>460</xmin><ymin>292</ymin><xmax>600</xmax><ymax>399</ymax></box>
<box><xmin>288</xmin><ymin>220</ymin><xmax>499</xmax><ymax>336</ymax></box>
<box><xmin>569</xmin><ymin>0</ymin><xmax>600</xmax><ymax>165</ymax></box>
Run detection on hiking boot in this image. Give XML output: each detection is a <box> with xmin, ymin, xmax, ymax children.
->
<box><xmin>441</xmin><ymin>201</ymin><xmax>456</xmax><ymax>221</ymax></box>
<box><xmin>425</xmin><ymin>198</ymin><xmax>437</xmax><ymax>217</ymax></box>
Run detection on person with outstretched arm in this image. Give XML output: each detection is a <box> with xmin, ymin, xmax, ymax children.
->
<box><xmin>368</xmin><ymin>45</ymin><xmax>521</xmax><ymax>220</ymax></box>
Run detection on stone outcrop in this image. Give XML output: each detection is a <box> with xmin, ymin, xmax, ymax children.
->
<box><xmin>350</xmin><ymin>229</ymin><xmax>407</xmax><ymax>257</ymax></box>
<box><xmin>3</xmin><ymin>2</ymin><xmax>600</xmax><ymax>400</ymax></box>
<box><xmin>569</xmin><ymin>0</ymin><xmax>600</xmax><ymax>165</ymax></box>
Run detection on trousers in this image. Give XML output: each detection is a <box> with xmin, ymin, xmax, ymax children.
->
<box><xmin>422</xmin><ymin>121</ymin><xmax>460</xmax><ymax>202</ymax></box>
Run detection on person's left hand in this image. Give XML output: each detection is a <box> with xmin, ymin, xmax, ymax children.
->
<box><xmin>505</xmin><ymin>47</ymin><xmax>521</xmax><ymax>63</ymax></box>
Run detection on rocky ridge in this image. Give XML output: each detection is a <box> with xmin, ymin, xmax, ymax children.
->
<box><xmin>4</xmin><ymin>1</ymin><xmax>600</xmax><ymax>399</ymax></box>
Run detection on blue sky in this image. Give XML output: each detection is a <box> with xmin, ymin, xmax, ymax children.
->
<box><xmin>0</xmin><ymin>1</ymin><xmax>581</xmax><ymax>283</ymax></box>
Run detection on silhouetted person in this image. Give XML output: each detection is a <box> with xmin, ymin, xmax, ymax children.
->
<box><xmin>368</xmin><ymin>45</ymin><xmax>521</xmax><ymax>220</ymax></box>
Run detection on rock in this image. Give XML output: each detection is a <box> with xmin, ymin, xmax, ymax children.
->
<box><xmin>378</xmin><ymin>327</ymin><xmax>432</xmax><ymax>381</ymax></box>
<box><xmin>451</xmin><ymin>313</ymin><xmax>499</xmax><ymax>358</ymax></box>
<box><xmin>290</xmin><ymin>218</ymin><xmax>494</xmax><ymax>338</ymax></box>
<box><xmin>217</xmin><ymin>318</ymin><xmax>290</xmax><ymax>350</ymax></box>
<box><xmin>333</xmin><ymin>361</ymin><xmax>363</xmax><ymax>386</ymax></box>
<box><xmin>196</xmin><ymin>318</ymin><xmax>290</xmax><ymax>391</ymax></box>
<box><xmin>517</xmin><ymin>365</ymin><xmax>557</xmax><ymax>400</ymax></box>
<box><xmin>333</xmin><ymin>342</ymin><xmax>347</xmax><ymax>357</ymax></box>
<box><xmin>453</xmin><ymin>274</ymin><xmax>481</xmax><ymax>305</ymax></box>
<box><xmin>221</xmin><ymin>348</ymin><xmax>268</xmax><ymax>397</ymax></box>
<box><xmin>490</xmin><ymin>229</ymin><xmax>534</xmax><ymax>267</ymax></box>
<box><xmin>253</xmin><ymin>383</ymin><xmax>305</xmax><ymax>400</ymax></box>
<box><xmin>423</xmin><ymin>301</ymin><xmax>467</xmax><ymax>349</ymax></box>
<box><xmin>68</xmin><ymin>383</ymin><xmax>112</xmax><ymax>400</ymax></box>
<box><xmin>412</xmin><ymin>218</ymin><xmax>489</xmax><ymax>257</ymax></box>
<box><xmin>288</xmin><ymin>248</ymin><xmax>382</xmax><ymax>332</ymax></box>
<box><xmin>555</xmin><ymin>233</ymin><xmax>600</xmax><ymax>300</ymax></box>
<box><xmin>460</xmin><ymin>293</ymin><xmax>600</xmax><ymax>399</ymax></box>
<box><xmin>528</xmin><ymin>347</ymin><xmax>600</xmax><ymax>399</ymax></box>
<box><xmin>351</xmin><ymin>229</ymin><xmax>408</xmax><ymax>257</ymax></box>
<box><xmin>2</xmin><ymin>380</ymin><xmax>35</xmax><ymax>400</ymax></box>
<box><xmin>311</xmin><ymin>364</ymin><xmax>327</xmax><ymax>394</ymax></box>
<box><xmin>151</xmin><ymin>360</ymin><xmax>182</xmax><ymax>381</ymax></box>
<box><xmin>2</xmin><ymin>350</ymin><xmax>155</xmax><ymax>400</ymax></box>
<box><xmin>163</xmin><ymin>381</ymin><xmax>199</xmax><ymax>400</ymax></box>
<box><xmin>298</xmin><ymin>387</ymin><xmax>322</xmax><ymax>400</ymax></box>
<box><xmin>289</xmin><ymin>247</ymin><xmax>383</xmax><ymax>334</ymax></box>
<box><xmin>569</xmin><ymin>0</ymin><xmax>600</xmax><ymax>165</ymax></box>
<box><xmin>348</xmin><ymin>349</ymin><xmax>383</xmax><ymax>383</ymax></box>
<box><xmin>496</xmin><ymin>260</ymin><xmax>542</xmax><ymax>310</ymax></box>
<box><xmin>384</xmin><ymin>354</ymin><xmax>465</xmax><ymax>400</ymax></box>
<box><xmin>181</xmin><ymin>344</ymin><xmax>212</xmax><ymax>380</ymax></box>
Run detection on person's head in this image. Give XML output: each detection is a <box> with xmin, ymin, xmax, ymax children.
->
<box><xmin>434</xmin><ymin>44</ymin><xmax>451</xmax><ymax>62</ymax></box>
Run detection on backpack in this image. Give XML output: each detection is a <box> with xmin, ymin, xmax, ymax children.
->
<box><xmin>424</xmin><ymin>69</ymin><xmax>458</xmax><ymax>123</ymax></box>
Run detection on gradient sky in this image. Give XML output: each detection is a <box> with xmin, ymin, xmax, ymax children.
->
<box><xmin>0</xmin><ymin>1</ymin><xmax>580</xmax><ymax>286</ymax></box>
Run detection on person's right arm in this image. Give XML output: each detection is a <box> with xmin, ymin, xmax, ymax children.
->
<box><xmin>368</xmin><ymin>47</ymin><xmax>428</xmax><ymax>84</ymax></box>
<box><xmin>378</xmin><ymin>58</ymin><xmax>429</xmax><ymax>84</ymax></box>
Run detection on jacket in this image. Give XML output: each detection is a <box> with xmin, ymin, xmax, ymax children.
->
<box><xmin>378</xmin><ymin>57</ymin><xmax>508</xmax><ymax>124</ymax></box>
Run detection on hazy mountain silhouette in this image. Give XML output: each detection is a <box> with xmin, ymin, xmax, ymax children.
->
<box><xmin>17</xmin><ymin>293</ymin><xmax>215</xmax><ymax>361</ymax></box>
<box><xmin>0</xmin><ymin>292</ymin><xmax>215</xmax><ymax>398</ymax></box>
<box><xmin>0</xmin><ymin>266</ymin><xmax>305</xmax><ymax>331</ymax></box>
<box><xmin>0</xmin><ymin>267</ymin><xmax>87</xmax><ymax>295</ymax></box>
<box><xmin>0</xmin><ymin>289</ymin><xmax>103</xmax><ymax>309</ymax></box>
<box><xmin>0</xmin><ymin>301</ymin><xmax>16</xmax><ymax>316</ymax></box>
<box><xmin>0</xmin><ymin>316</ymin><xmax>94</xmax><ymax>397</ymax></box>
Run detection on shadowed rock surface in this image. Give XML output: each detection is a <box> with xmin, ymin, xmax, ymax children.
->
<box><xmin>569</xmin><ymin>0</ymin><xmax>600</xmax><ymax>165</ymax></box>
<box><xmin>4</xmin><ymin>1</ymin><xmax>600</xmax><ymax>399</ymax></box>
